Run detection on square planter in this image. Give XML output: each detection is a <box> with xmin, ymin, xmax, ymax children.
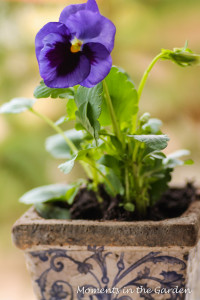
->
<box><xmin>12</xmin><ymin>200</ymin><xmax>200</xmax><ymax>300</ymax></box>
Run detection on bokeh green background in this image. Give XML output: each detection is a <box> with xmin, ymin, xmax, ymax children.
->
<box><xmin>0</xmin><ymin>0</ymin><xmax>200</xmax><ymax>298</ymax></box>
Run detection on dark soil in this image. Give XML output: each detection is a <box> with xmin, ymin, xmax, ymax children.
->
<box><xmin>69</xmin><ymin>182</ymin><xmax>197</xmax><ymax>221</ymax></box>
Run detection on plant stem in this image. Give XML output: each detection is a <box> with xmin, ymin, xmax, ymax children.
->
<box><xmin>103</xmin><ymin>80</ymin><xmax>124</xmax><ymax>146</ymax></box>
<box><xmin>85</xmin><ymin>159</ymin><xmax>117</xmax><ymax>195</ymax></box>
<box><xmin>137</xmin><ymin>52</ymin><xmax>163</xmax><ymax>101</ymax></box>
<box><xmin>125</xmin><ymin>166</ymin><xmax>130</xmax><ymax>202</ymax></box>
<box><xmin>30</xmin><ymin>108</ymin><xmax>92</xmax><ymax>178</ymax></box>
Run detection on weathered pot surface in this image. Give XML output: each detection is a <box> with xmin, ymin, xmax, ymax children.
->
<box><xmin>12</xmin><ymin>200</ymin><xmax>200</xmax><ymax>300</ymax></box>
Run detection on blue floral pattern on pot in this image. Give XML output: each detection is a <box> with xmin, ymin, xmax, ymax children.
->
<box><xmin>29</xmin><ymin>246</ymin><xmax>187</xmax><ymax>300</ymax></box>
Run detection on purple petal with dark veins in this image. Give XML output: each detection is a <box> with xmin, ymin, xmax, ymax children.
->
<box><xmin>35</xmin><ymin>22</ymin><xmax>70</xmax><ymax>61</ymax></box>
<box><xmin>66</xmin><ymin>10</ymin><xmax>116</xmax><ymax>52</ymax></box>
<box><xmin>38</xmin><ymin>33</ymin><xmax>91</xmax><ymax>88</ymax></box>
<box><xmin>81</xmin><ymin>42</ymin><xmax>112</xmax><ymax>87</ymax></box>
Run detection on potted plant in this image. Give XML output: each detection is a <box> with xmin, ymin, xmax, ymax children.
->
<box><xmin>1</xmin><ymin>0</ymin><xmax>200</xmax><ymax>299</ymax></box>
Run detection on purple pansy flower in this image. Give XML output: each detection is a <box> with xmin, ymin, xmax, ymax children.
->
<box><xmin>35</xmin><ymin>0</ymin><xmax>116</xmax><ymax>88</ymax></box>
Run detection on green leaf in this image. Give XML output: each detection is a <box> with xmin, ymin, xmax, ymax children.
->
<box><xmin>0</xmin><ymin>98</ymin><xmax>36</xmax><ymax>114</ymax></box>
<box><xmin>65</xmin><ymin>181</ymin><xmax>83</xmax><ymax>205</ymax></box>
<box><xmin>66</xmin><ymin>98</ymin><xmax>77</xmax><ymax>120</ymax></box>
<box><xmin>98</xmin><ymin>155</ymin><xmax>121</xmax><ymax>175</ymax></box>
<box><xmin>184</xmin><ymin>159</ymin><xmax>194</xmax><ymax>165</ymax></box>
<box><xmin>99</xmin><ymin>66</ymin><xmax>138</xmax><ymax>129</ymax></box>
<box><xmin>19</xmin><ymin>184</ymin><xmax>70</xmax><ymax>204</ymax></box>
<box><xmin>35</xmin><ymin>203</ymin><xmax>70</xmax><ymax>219</ymax></box>
<box><xmin>124</xmin><ymin>203</ymin><xmax>135</xmax><ymax>212</ymax></box>
<box><xmin>105</xmin><ymin>170</ymin><xmax>124</xmax><ymax>196</ymax></box>
<box><xmin>149</xmin><ymin>169</ymin><xmax>172</xmax><ymax>205</ymax></box>
<box><xmin>75</xmin><ymin>83</ymin><xmax>103</xmax><ymax>141</ymax></box>
<box><xmin>128</xmin><ymin>134</ymin><xmax>169</xmax><ymax>151</ymax></box>
<box><xmin>45</xmin><ymin>129</ymin><xmax>84</xmax><ymax>159</ymax></box>
<box><xmin>58</xmin><ymin>155</ymin><xmax>77</xmax><ymax>174</ymax></box>
<box><xmin>34</xmin><ymin>81</ymin><xmax>75</xmax><ymax>99</ymax></box>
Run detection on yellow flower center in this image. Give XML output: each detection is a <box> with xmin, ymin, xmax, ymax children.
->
<box><xmin>70</xmin><ymin>37</ymin><xmax>83</xmax><ymax>53</ymax></box>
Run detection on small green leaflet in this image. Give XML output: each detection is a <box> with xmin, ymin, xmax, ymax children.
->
<box><xmin>58</xmin><ymin>154</ymin><xmax>77</xmax><ymax>174</ymax></box>
<box><xmin>66</xmin><ymin>98</ymin><xmax>77</xmax><ymax>121</ymax></box>
<box><xmin>34</xmin><ymin>81</ymin><xmax>75</xmax><ymax>99</ymax></box>
<box><xmin>0</xmin><ymin>98</ymin><xmax>36</xmax><ymax>114</ymax></box>
<box><xmin>124</xmin><ymin>203</ymin><xmax>135</xmax><ymax>212</ymax></box>
<box><xmin>19</xmin><ymin>184</ymin><xmax>70</xmax><ymax>204</ymax></box>
<box><xmin>75</xmin><ymin>83</ymin><xmax>103</xmax><ymax>141</ymax></box>
<box><xmin>128</xmin><ymin>134</ymin><xmax>169</xmax><ymax>151</ymax></box>
<box><xmin>58</xmin><ymin>147</ymin><xmax>95</xmax><ymax>174</ymax></box>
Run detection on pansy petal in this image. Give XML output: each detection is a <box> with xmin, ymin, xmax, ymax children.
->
<box><xmin>59</xmin><ymin>3</ymin><xmax>86</xmax><ymax>23</ymax></box>
<box><xmin>86</xmin><ymin>0</ymin><xmax>99</xmax><ymax>13</ymax></box>
<box><xmin>59</xmin><ymin>0</ymin><xmax>99</xmax><ymax>24</ymax></box>
<box><xmin>47</xmin><ymin>55</ymin><xmax>91</xmax><ymax>88</ymax></box>
<box><xmin>66</xmin><ymin>10</ymin><xmax>116</xmax><ymax>52</ymax></box>
<box><xmin>39</xmin><ymin>45</ymin><xmax>91</xmax><ymax>88</ymax></box>
<box><xmin>81</xmin><ymin>42</ymin><xmax>112</xmax><ymax>87</ymax></box>
<box><xmin>35</xmin><ymin>22</ymin><xmax>70</xmax><ymax>61</ymax></box>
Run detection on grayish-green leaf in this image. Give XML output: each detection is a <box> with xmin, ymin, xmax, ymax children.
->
<box><xmin>163</xmin><ymin>149</ymin><xmax>191</xmax><ymax>168</ymax></box>
<box><xmin>166</xmin><ymin>149</ymin><xmax>190</xmax><ymax>160</ymax></box>
<box><xmin>142</xmin><ymin>118</ymin><xmax>162</xmax><ymax>134</ymax></box>
<box><xmin>19</xmin><ymin>184</ymin><xmax>70</xmax><ymax>204</ymax></box>
<box><xmin>149</xmin><ymin>151</ymin><xmax>166</xmax><ymax>160</ymax></box>
<box><xmin>128</xmin><ymin>134</ymin><xmax>169</xmax><ymax>151</ymax></box>
<box><xmin>0</xmin><ymin>98</ymin><xmax>36</xmax><ymax>114</ymax></box>
<box><xmin>75</xmin><ymin>83</ymin><xmax>103</xmax><ymax>141</ymax></box>
<box><xmin>99</xmin><ymin>66</ymin><xmax>138</xmax><ymax>129</ymax></box>
<box><xmin>139</xmin><ymin>112</ymin><xmax>151</xmax><ymax>124</ymax></box>
<box><xmin>45</xmin><ymin>129</ymin><xmax>84</xmax><ymax>159</ymax></box>
<box><xmin>58</xmin><ymin>155</ymin><xmax>77</xmax><ymax>174</ymax></box>
<box><xmin>55</xmin><ymin>116</ymin><xmax>68</xmax><ymax>126</ymax></box>
<box><xmin>34</xmin><ymin>81</ymin><xmax>75</xmax><ymax>99</ymax></box>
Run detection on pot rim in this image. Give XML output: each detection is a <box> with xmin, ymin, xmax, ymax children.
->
<box><xmin>12</xmin><ymin>199</ymin><xmax>200</xmax><ymax>249</ymax></box>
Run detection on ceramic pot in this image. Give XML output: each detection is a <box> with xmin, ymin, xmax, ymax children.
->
<box><xmin>12</xmin><ymin>200</ymin><xmax>200</xmax><ymax>300</ymax></box>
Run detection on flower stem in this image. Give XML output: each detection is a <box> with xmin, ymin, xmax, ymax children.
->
<box><xmin>103</xmin><ymin>80</ymin><xmax>124</xmax><ymax>146</ymax></box>
<box><xmin>30</xmin><ymin>108</ymin><xmax>92</xmax><ymax>178</ymax></box>
<box><xmin>137</xmin><ymin>52</ymin><xmax>163</xmax><ymax>101</ymax></box>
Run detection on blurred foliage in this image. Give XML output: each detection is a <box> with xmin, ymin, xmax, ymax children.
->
<box><xmin>0</xmin><ymin>0</ymin><xmax>200</xmax><ymax>248</ymax></box>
